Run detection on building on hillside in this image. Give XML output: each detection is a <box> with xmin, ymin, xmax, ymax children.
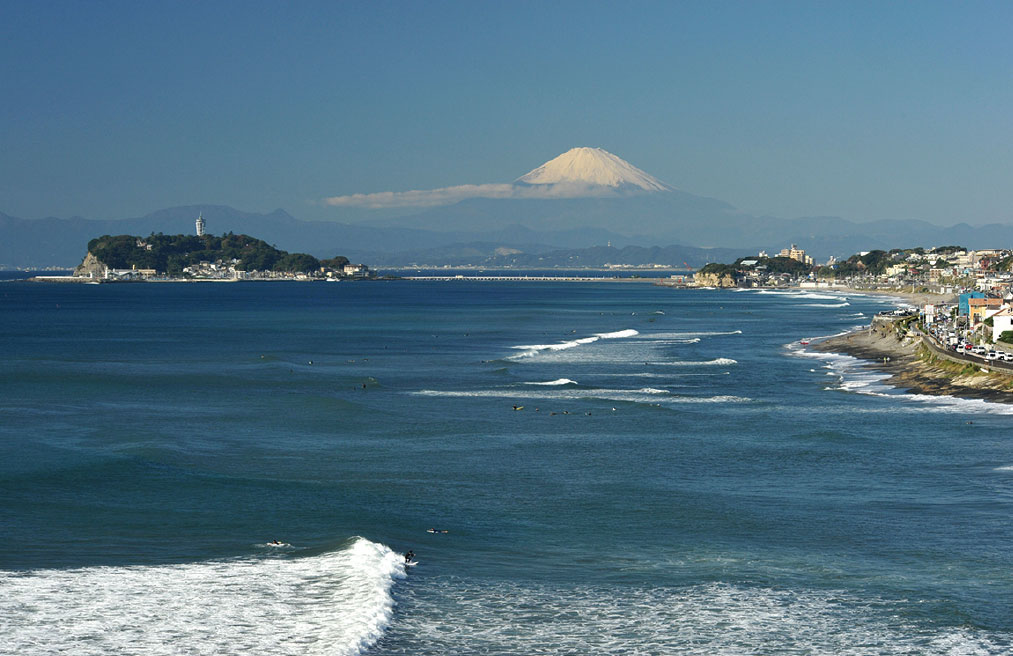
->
<box><xmin>342</xmin><ymin>263</ymin><xmax>371</xmax><ymax>278</ymax></box>
<box><xmin>968</xmin><ymin>297</ymin><xmax>1002</xmax><ymax>325</ymax></box>
<box><xmin>196</xmin><ymin>212</ymin><xmax>206</xmax><ymax>237</ymax></box>
<box><xmin>959</xmin><ymin>291</ymin><xmax>985</xmax><ymax>316</ymax></box>
<box><xmin>991</xmin><ymin>307</ymin><xmax>1013</xmax><ymax>342</ymax></box>
<box><xmin>885</xmin><ymin>264</ymin><xmax>908</xmax><ymax>278</ymax></box>
<box><xmin>778</xmin><ymin>244</ymin><xmax>813</xmax><ymax>266</ymax></box>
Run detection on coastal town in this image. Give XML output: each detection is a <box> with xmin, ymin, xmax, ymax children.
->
<box><xmin>689</xmin><ymin>242</ymin><xmax>1013</xmax><ymax>392</ymax></box>
<box><xmin>692</xmin><ymin>242</ymin><xmax>1013</xmax><ymax>297</ymax></box>
<box><xmin>692</xmin><ymin>242</ymin><xmax>1013</xmax><ymax>353</ymax></box>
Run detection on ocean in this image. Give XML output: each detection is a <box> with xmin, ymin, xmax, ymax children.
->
<box><xmin>1</xmin><ymin>278</ymin><xmax>1010</xmax><ymax>654</ymax></box>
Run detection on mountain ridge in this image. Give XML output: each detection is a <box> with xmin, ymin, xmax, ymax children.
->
<box><xmin>3</xmin><ymin>149</ymin><xmax>1011</xmax><ymax>268</ymax></box>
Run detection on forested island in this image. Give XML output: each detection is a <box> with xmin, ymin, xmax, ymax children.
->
<box><xmin>66</xmin><ymin>233</ymin><xmax>370</xmax><ymax>281</ymax></box>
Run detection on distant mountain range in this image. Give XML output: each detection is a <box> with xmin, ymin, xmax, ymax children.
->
<box><xmin>3</xmin><ymin>147</ymin><xmax>1010</xmax><ymax>268</ymax></box>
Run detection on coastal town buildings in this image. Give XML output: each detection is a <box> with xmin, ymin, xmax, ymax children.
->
<box><xmin>968</xmin><ymin>297</ymin><xmax>1002</xmax><ymax>325</ymax></box>
<box><xmin>778</xmin><ymin>244</ymin><xmax>814</xmax><ymax>266</ymax></box>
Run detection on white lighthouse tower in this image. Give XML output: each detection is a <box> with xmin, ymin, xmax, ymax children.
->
<box><xmin>195</xmin><ymin>212</ymin><xmax>205</xmax><ymax>236</ymax></box>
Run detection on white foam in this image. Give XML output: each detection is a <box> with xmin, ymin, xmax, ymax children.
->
<box><xmin>525</xmin><ymin>378</ymin><xmax>579</xmax><ymax>386</ymax></box>
<box><xmin>798</xmin><ymin>347</ymin><xmax>1013</xmax><ymax>415</ymax></box>
<box><xmin>595</xmin><ymin>329</ymin><xmax>640</xmax><ymax>339</ymax></box>
<box><xmin>512</xmin><ymin>339</ymin><xmax>588</xmax><ymax>353</ymax></box>
<box><xmin>0</xmin><ymin>537</ymin><xmax>405</xmax><ymax>656</ymax></box>
<box><xmin>756</xmin><ymin>290</ymin><xmax>847</xmax><ymax>300</ymax></box>
<box><xmin>412</xmin><ymin>388</ymin><xmax>747</xmax><ymax>405</ymax></box>
<box><xmin>508</xmin><ymin>329</ymin><xmax>637</xmax><ymax>360</ymax></box>
<box><xmin>654</xmin><ymin>358</ymin><xmax>738</xmax><ymax>366</ymax></box>
<box><xmin>384</xmin><ymin>579</ymin><xmax>1008</xmax><ymax>655</ymax></box>
<box><xmin>802</xmin><ymin>302</ymin><xmax>851</xmax><ymax>308</ymax></box>
<box><xmin>642</xmin><ymin>330</ymin><xmax>741</xmax><ymax>338</ymax></box>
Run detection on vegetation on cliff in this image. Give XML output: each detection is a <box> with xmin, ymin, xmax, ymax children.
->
<box><xmin>86</xmin><ymin>233</ymin><xmax>348</xmax><ymax>275</ymax></box>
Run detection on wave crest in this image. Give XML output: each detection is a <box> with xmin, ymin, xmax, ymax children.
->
<box><xmin>525</xmin><ymin>378</ymin><xmax>579</xmax><ymax>386</ymax></box>
<box><xmin>0</xmin><ymin>537</ymin><xmax>404</xmax><ymax>656</ymax></box>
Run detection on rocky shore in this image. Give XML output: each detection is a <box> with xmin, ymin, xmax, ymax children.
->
<box><xmin>813</xmin><ymin>320</ymin><xmax>1013</xmax><ymax>404</ymax></box>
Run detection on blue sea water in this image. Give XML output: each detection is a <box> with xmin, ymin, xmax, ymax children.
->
<box><xmin>1</xmin><ymin>279</ymin><xmax>1011</xmax><ymax>654</ymax></box>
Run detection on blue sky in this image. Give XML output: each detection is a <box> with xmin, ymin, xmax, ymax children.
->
<box><xmin>3</xmin><ymin>1</ymin><xmax>1012</xmax><ymax>225</ymax></box>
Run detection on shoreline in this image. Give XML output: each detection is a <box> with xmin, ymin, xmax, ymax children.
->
<box><xmin>823</xmin><ymin>285</ymin><xmax>955</xmax><ymax>308</ymax></box>
<box><xmin>812</xmin><ymin>323</ymin><xmax>1013</xmax><ymax>405</ymax></box>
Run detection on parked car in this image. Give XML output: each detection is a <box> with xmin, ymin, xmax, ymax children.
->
<box><xmin>972</xmin><ymin>346</ymin><xmax>987</xmax><ymax>355</ymax></box>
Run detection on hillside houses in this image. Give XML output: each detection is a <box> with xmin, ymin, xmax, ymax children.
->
<box><xmin>695</xmin><ymin>245</ymin><xmax>1013</xmax><ymax>295</ymax></box>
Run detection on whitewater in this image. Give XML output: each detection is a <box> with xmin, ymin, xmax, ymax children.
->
<box><xmin>1</xmin><ymin>538</ymin><xmax>404</xmax><ymax>656</ymax></box>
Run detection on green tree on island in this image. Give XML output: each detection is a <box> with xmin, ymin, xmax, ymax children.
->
<box><xmin>86</xmin><ymin>233</ymin><xmax>344</xmax><ymax>275</ymax></box>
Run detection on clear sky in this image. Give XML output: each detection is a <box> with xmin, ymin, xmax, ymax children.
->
<box><xmin>3</xmin><ymin>0</ymin><xmax>1012</xmax><ymax>226</ymax></box>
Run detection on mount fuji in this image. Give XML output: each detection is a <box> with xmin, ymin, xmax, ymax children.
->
<box><xmin>370</xmin><ymin>147</ymin><xmax>745</xmax><ymax>242</ymax></box>
<box><xmin>514</xmin><ymin>147</ymin><xmax>672</xmax><ymax>192</ymax></box>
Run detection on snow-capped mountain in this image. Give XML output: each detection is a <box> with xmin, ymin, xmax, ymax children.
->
<box><xmin>516</xmin><ymin>147</ymin><xmax>671</xmax><ymax>192</ymax></box>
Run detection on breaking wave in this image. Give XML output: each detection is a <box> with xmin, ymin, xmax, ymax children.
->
<box><xmin>509</xmin><ymin>329</ymin><xmax>638</xmax><ymax>359</ymax></box>
<box><xmin>524</xmin><ymin>379</ymin><xmax>579</xmax><ymax>386</ymax></box>
<box><xmin>0</xmin><ymin>537</ymin><xmax>405</xmax><ymax>656</ymax></box>
<box><xmin>412</xmin><ymin>387</ymin><xmax>749</xmax><ymax>405</ymax></box>
<box><xmin>655</xmin><ymin>358</ymin><xmax>738</xmax><ymax>366</ymax></box>
<box><xmin>641</xmin><ymin>330</ymin><xmax>742</xmax><ymax>338</ymax></box>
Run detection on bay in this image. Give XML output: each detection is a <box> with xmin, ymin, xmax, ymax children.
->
<box><xmin>1</xmin><ymin>279</ymin><xmax>1010</xmax><ymax>654</ymax></box>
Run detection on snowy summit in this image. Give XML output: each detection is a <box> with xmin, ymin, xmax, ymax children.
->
<box><xmin>323</xmin><ymin>146</ymin><xmax>672</xmax><ymax>208</ymax></box>
<box><xmin>516</xmin><ymin>147</ymin><xmax>671</xmax><ymax>192</ymax></box>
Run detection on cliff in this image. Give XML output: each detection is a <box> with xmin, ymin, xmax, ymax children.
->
<box><xmin>73</xmin><ymin>252</ymin><xmax>107</xmax><ymax>278</ymax></box>
<box><xmin>693</xmin><ymin>272</ymin><xmax>737</xmax><ymax>287</ymax></box>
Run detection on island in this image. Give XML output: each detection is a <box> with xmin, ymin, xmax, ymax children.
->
<box><xmin>34</xmin><ymin>232</ymin><xmax>371</xmax><ymax>282</ymax></box>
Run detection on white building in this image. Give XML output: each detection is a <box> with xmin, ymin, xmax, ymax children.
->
<box><xmin>196</xmin><ymin>212</ymin><xmax>206</xmax><ymax>237</ymax></box>
<box><xmin>992</xmin><ymin>307</ymin><xmax>1013</xmax><ymax>342</ymax></box>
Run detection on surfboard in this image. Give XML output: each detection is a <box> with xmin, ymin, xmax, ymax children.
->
<box><xmin>406</xmin><ymin>560</ymin><xmax>418</xmax><ymax>567</ymax></box>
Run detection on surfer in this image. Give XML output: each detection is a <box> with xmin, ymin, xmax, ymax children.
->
<box><xmin>405</xmin><ymin>550</ymin><xmax>414</xmax><ymax>563</ymax></box>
